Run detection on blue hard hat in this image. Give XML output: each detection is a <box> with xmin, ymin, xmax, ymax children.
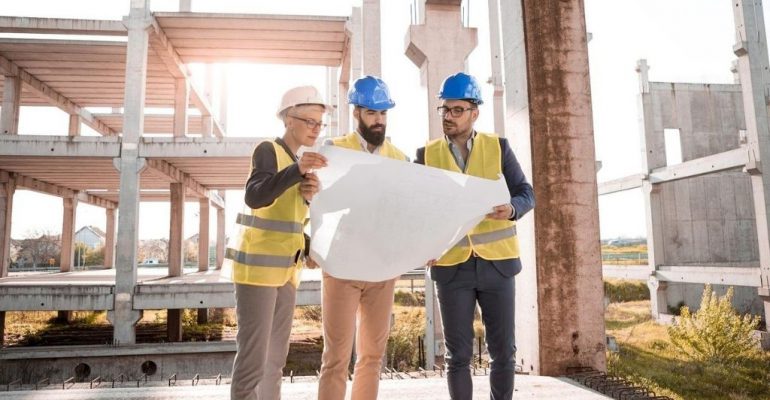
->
<box><xmin>348</xmin><ymin>76</ymin><xmax>396</xmax><ymax>110</ymax></box>
<box><xmin>437</xmin><ymin>72</ymin><xmax>484</xmax><ymax>105</ymax></box>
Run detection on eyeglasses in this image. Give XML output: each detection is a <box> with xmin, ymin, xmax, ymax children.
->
<box><xmin>437</xmin><ymin>106</ymin><xmax>477</xmax><ymax>118</ymax></box>
<box><xmin>289</xmin><ymin>115</ymin><xmax>328</xmax><ymax>130</ymax></box>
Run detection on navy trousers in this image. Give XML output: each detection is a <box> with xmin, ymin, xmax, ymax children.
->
<box><xmin>433</xmin><ymin>256</ymin><xmax>516</xmax><ymax>400</ymax></box>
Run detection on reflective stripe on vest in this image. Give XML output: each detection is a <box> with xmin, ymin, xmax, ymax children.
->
<box><xmin>424</xmin><ymin>133</ymin><xmax>520</xmax><ymax>265</ymax></box>
<box><xmin>235</xmin><ymin>213</ymin><xmax>303</xmax><ymax>234</ymax></box>
<box><xmin>224</xmin><ymin>140</ymin><xmax>307</xmax><ymax>287</ymax></box>
<box><xmin>332</xmin><ymin>132</ymin><xmax>408</xmax><ymax>161</ymax></box>
<box><xmin>225</xmin><ymin>248</ymin><xmax>294</xmax><ymax>269</ymax></box>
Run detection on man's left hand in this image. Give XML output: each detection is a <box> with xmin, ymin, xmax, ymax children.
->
<box><xmin>487</xmin><ymin>204</ymin><xmax>514</xmax><ymax>220</ymax></box>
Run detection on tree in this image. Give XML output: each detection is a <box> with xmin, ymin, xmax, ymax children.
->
<box><xmin>16</xmin><ymin>229</ymin><xmax>61</xmax><ymax>268</ymax></box>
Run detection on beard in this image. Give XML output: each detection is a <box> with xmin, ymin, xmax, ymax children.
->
<box><xmin>359</xmin><ymin>119</ymin><xmax>386</xmax><ymax>147</ymax></box>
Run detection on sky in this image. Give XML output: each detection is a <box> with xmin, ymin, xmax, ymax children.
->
<box><xmin>0</xmin><ymin>0</ymin><xmax>748</xmax><ymax>241</ymax></box>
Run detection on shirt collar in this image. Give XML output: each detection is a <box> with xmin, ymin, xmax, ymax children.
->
<box><xmin>445</xmin><ymin>130</ymin><xmax>477</xmax><ymax>151</ymax></box>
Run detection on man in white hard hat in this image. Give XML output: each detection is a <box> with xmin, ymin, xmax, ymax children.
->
<box><xmin>225</xmin><ymin>85</ymin><xmax>331</xmax><ymax>400</ymax></box>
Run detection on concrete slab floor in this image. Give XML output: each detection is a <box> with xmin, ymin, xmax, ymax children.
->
<box><xmin>0</xmin><ymin>375</ymin><xmax>611</xmax><ymax>399</ymax></box>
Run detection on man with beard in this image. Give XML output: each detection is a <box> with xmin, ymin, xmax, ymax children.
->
<box><xmin>415</xmin><ymin>72</ymin><xmax>534</xmax><ymax>400</ymax></box>
<box><xmin>317</xmin><ymin>75</ymin><xmax>408</xmax><ymax>400</ymax></box>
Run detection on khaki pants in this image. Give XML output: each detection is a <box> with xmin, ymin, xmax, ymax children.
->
<box><xmin>231</xmin><ymin>282</ymin><xmax>297</xmax><ymax>400</ymax></box>
<box><xmin>318</xmin><ymin>273</ymin><xmax>396</xmax><ymax>400</ymax></box>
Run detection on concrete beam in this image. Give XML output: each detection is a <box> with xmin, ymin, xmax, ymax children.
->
<box><xmin>12</xmin><ymin>172</ymin><xmax>117</xmax><ymax>209</ymax></box>
<box><xmin>648</xmin><ymin>148</ymin><xmax>749</xmax><ymax>183</ymax></box>
<box><xmin>0</xmin><ymin>285</ymin><xmax>113</xmax><ymax>311</ymax></box>
<box><xmin>0</xmin><ymin>54</ymin><xmax>116</xmax><ymax>136</ymax></box>
<box><xmin>0</xmin><ymin>135</ymin><xmax>121</xmax><ymax>157</ymax></box>
<box><xmin>0</xmin><ymin>17</ymin><xmax>126</xmax><ymax>35</ymax></box>
<box><xmin>654</xmin><ymin>265</ymin><xmax>762</xmax><ymax>287</ymax></box>
<box><xmin>168</xmin><ymin>182</ymin><xmax>185</xmax><ymax>278</ymax></box>
<box><xmin>104</xmin><ymin>208</ymin><xmax>116</xmax><ymax>269</ymax></box>
<box><xmin>138</xmin><ymin>137</ymin><xmax>269</xmax><ymax>157</ymax></box>
<box><xmin>1</xmin><ymin>75</ymin><xmax>21</xmax><ymax>135</ymax></box>
<box><xmin>405</xmin><ymin>1</ymin><xmax>477</xmax><ymax>139</ymax></box>
<box><xmin>145</xmin><ymin>158</ymin><xmax>224</xmax><ymax>208</ymax></box>
<box><xmin>597</xmin><ymin>174</ymin><xmax>645</xmax><ymax>195</ymax></box>
<box><xmin>0</xmin><ymin>171</ymin><xmax>14</xmax><ymax>278</ymax></box>
<box><xmin>60</xmin><ymin>196</ymin><xmax>77</xmax><ymax>272</ymax></box>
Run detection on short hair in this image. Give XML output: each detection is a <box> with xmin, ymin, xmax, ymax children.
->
<box><xmin>281</xmin><ymin>104</ymin><xmax>325</xmax><ymax>126</ymax></box>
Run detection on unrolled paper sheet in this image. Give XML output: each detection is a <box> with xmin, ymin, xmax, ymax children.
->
<box><xmin>309</xmin><ymin>145</ymin><xmax>509</xmax><ymax>282</ymax></box>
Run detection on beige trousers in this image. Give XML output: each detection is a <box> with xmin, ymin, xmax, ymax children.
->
<box><xmin>318</xmin><ymin>272</ymin><xmax>397</xmax><ymax>400</ymax></box>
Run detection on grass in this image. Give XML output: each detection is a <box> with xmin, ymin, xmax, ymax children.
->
<box><xmin>606</xmin><ymin>300</ymin><xmax>770</xmax><ymax>400</ymax></box>
<box><xmin>602</xmin><ymin>244</ymin><xmax>648</xmax><ymax>265</ymax></box>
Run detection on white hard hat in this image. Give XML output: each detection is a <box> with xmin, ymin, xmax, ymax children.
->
<box><xmin>276</xmin><ymin>85</ymin><xmax>334</xmax><ymax>119</ymax></box>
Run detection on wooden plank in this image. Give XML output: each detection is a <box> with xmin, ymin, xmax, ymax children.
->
<box><xmin>175</xmin><ymin>48</ymin><xmax>341</xmax><ymax>59</ymax></box>
<box><xmin>0</xmin><ymin>17</ymin><xmax>125</xmax><ymax>35</ymax></box>
<box><xmin>597</xmin><ymin>173</ymin><xmax>644</xmax><ymax>195</ymax></box>
<box><xmin>14</xmin><ymin>60</ymin><xmax>167</xmax><ymax>71</ymax></box>
<box><xmin>155</xmin><ymin>14</ymin><xmax>345</xmax><ymax>32</ymax></box>
<box><xmin>168</xmin><ymin>38</ymin><xmax>344</xmax><ymax>51</ymax></box>
<box><xmin>182</xmin><ymin>56</ymin><xmax>340</xmax><ymax>66</ymax></box>
<box><xmin>648</xmin><ymin>147</ymin><xmax>748</xmax><ymax>183</ymax></box>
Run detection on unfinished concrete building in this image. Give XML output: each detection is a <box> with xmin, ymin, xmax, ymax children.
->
<box><xmin>0</xmin><ymin>0</ymin><xmax>608</xmax><ymax>383</ymax></box>
<box><xmin>599</xmin><ymin>0</ymin><xmax>770</xmax><ymax>345</ymax></box>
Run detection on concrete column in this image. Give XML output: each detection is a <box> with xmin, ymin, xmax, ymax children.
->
<box><xmin>60</xmin><ymin>196</ymin><xmax>77</xmax><ymax>273</ymax></box>
<box><xmin>216</xmin><ymin>191</ymin><xmax>225</xmax><ymax>270</ymax></box>
<box><xmin>201</xmin><ymin>65</ymin><xmax>215</xmax><ymax>137</ymax></box>
<box><xmin>218</xmin><ymin>66</ymin><xmax>228</xmax><ymax>134</ymax></box>
<box><xmin>327</xmin><ymin>67</ymin><xmax>340</xmax><ymax>136</ymax></box>
<box><xmin>647</xmin><ymin>276</ymin><xmax>668</xmax><ymax>320</ymax></box>
<box><xmin>487</xmin><ymin>0</ymin><xmax>505</xmax><ymax>134</ymax></box>
<box><xmin>104</xmin><ymin>208</ymin><xmax>116</xmax><ymax>268</ymax></box>
<box><xmin>338</xmin><ymin>81</ymin><xmax>350</xmax><ymax>135</ymax></box>
<box><xmin>350</xmin><ymin>7</ymin><xmax>362</xmax><ymax>82</ymax></box>
<box><xmin>0</xmin><ymin>171</ymin><xmax>15</xmax><ymax>278</ymax></box>
<box><xmin>173</xmin><ymin>78</ymin><xmax>189</xmax><ymax>137</ymax></box>
<box><xmin>169</xmin><ymin>182</ymin><xmax>185</xmax><ymax>277</ymax></box>
<box><xmin>68</xmin><ymin>114</ymin><xmax>80</xmax><ymax>136</ymax></box>
<box><xmin>733</xmin><ymin>0</ymin><xmax>770</xmax><ymax>330</ymax></box>
<box><xmin>1</xmin><ymin>75</ymin><xmax>21</xmax><ymax>135</ymax></box>
<box><xmin>500</xmin><ymin>0</ymin><xmax>605</xmax><ymax>375</ymax></box>
<box><xmin>405</xmin><ymin>0</ymin><xmax>477</xmax><ymax>140</ymax></box>
<box><xmin>179</xmin><ymin>0</ymin><xmax>191</xmax><ymax>12</ymax></box>
<box><xmin>198</xmin><ymin>198</ymin><xmax>209</xmax><ymax>272</ymax></box>
<box><xmin>362</xmin><ymin>0</ymin><xmax>382</xmax><ymax>77</ymax></box>
<box><xmin>108</xmin><ymin>0</ymin><xmax>151</xmax><ymax>345</ymax></box>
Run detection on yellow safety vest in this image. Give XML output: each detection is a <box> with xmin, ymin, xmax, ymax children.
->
<box><xmin>424</xmin><ymin>133</ymin><xmax>520</xmax><ymax>266</ymax></box>
<box><xmin>224</xmin><ymin>140</ymin><xmax>307</xmax><ymax>287</ymax></box>
<box><xmin>332</xmin><ymin>132</ymin><xmax>408</xmax><ymax>161</ymax></box>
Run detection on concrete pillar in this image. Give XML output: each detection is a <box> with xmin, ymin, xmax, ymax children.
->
<box><xmin>201</xmin><ymin>65</ymin><xmax>215</xmax><ymax>137</ymax></box>
<box><xmin>327</xmin><ymin>67</ymin><xmax>340</xmax><ymax>136</ymax></box>
<box><xmin>198</xmin><ymin>198</ymin><xmax>209</xmax><ymax>272</ymax></box>
<box><xmin>218</xmin><ymin>66</ymin><xmax>228</xmax><ymax>134</ymax></box>
<box><xmin>168</xmin><ymin>182</ymin><xmax>185</xmax><ymax>277</ymax></box>
<box><xmin>173</xmin><ymin>78</ymin><xmax>189</xmax><ymax>137</ymax></box>
<box><xmin>168</xmin><ymin>309</ymin><xmax>183</xmax><ymax>342</ymax></box>
<box><xmin>179</xmin><ymin>0</ymin><xmax>191</xmax><ymax>12</ymax></box>
<box><xmin>405</xmin><ymin>0</ymin><xmax>477</xmax><ymax>140</ymax></box>
<box><xmin>104</xmin><ymin>208</ymin><xmax>116</xmax><ymax>268</ymax></box>
<box><xmin>647</xmin><ymin>276</ymin><xmax>668</xmax><ymax>320</ymax></box>
<box><xmin>500</xmin><ymin>0</ymin><xmax>605</xmax><ymax>375</ymax></box>
<box><xmin>0</xmin><ymin>311</ymin><xmax>5</xmax><ymax>347</ymax></box>
<box><xmin>108</xmin><ymin>0</ymin><xmax>151</xmax><ymax>346</ymax></box>
<box><xmin>68</xmin><ymin>114</ymin><xmax>81</xmax><ymax>136</ymax></box>
<box><xmin>733</xmin><ymin>0</ymin><xmax>770</xmax><ymax>330</ymax></box>
<box><xmin>338</xmin><ymin>81</ymin><xmax>350</xmax><ymax>135</ymax></box>
<box><xmin>350</xmin><ymin>7</ymin><xmax>362</xmax><ymax>82</ymax></box>
<box><xmin>60</xmin><ymin>196</ymin><xmax>77</xmax><ymax>273</ymax></box>
<box><xmin>1</xmin><ymin>75</ymin><xmax>21</xmax><ymax>135</ymax></box>
<box><xmin>487</xmin><ymin>0</ymin><xmax>505</xmax><ymax>134</ymax></box>
<box><xmin>362</xmin><ymin>0</ymin><xmax>382</xmax><ymax>77</ymax></box>
<box><xmin>0</xmin><ymin>171</ymin><xmax>15</xmax><ymax>278</ymax></box>
<box><xmin>216</xmin><ymin>191</ymin><xmax>225</xmax><ymax>270</ymax></box>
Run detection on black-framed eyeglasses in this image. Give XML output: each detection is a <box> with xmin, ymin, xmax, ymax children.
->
<box><xmin>437</xmin><ymin>106</ymin><xmax>477</xmax><ymax>118</ymax></box>
<box><xmin>289</xmin><ymin>115</ymin><xmax>328</xmax><ymax>130</ymax></box>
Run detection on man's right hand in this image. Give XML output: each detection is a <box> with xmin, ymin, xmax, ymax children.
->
<box><xmin>298</xmin><ymin>152</ymin><xmax>328</xmax><ymax>175</ymax></box>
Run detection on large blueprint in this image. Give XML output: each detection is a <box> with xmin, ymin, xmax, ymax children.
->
<box><xmin>309</xmin><ymin>145</ymin><xmax>509</xmax><ymax>282</ymax></box>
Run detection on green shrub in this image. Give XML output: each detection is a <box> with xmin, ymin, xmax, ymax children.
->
<box><xmin>387</xmin><ymin>308</ymin><xmax>425</xmax><ymax>369</ymax></box>
<box><xmin>298</xmin><ymin>305</ymin><xmax>323</xmax><ymax>322</ymax></box>
<box><xmin>668</xmin><ymin>285</ymin><xmax>761</xmax><ymax>365</ymax></box>
<box><xmin>604</xmin><ymin>279</ymin><xmax>649</xmax><ymax>303</ymax></box>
